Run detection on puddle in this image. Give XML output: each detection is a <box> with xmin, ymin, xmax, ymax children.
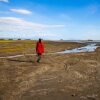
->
<box><xmin>57</xmin><ymin>43</ymin><xmax>99</xmax><ymax>54</ymax></box>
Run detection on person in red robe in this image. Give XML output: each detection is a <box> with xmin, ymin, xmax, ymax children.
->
<box><xmin>36</xmin><ymin>38</ymin><xmax>44</xmax><ymax>63</ymax></box>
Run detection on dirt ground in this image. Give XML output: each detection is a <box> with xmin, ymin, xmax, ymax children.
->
<box><xmin>0</xmin><ymin>40</ymin><xmax>100</xmax><ymax>100</ymax></box>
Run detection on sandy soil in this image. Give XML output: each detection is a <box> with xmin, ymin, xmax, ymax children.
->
<box><xmin>0</xmin><ymin>41</ymin><xmax>100</xmax><ymax>100</ymax></box>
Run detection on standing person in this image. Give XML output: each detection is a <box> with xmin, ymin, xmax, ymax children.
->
<box><xmin>36</xmin><ymin>38</ymin><xmax>44</xmax><ymax>63</ymax></box>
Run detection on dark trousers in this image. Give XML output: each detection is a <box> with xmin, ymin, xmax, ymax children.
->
<box><xmin>37</xmin><ymin>53</ymin><xmax>42</xmax><ymax>63</ymax></box>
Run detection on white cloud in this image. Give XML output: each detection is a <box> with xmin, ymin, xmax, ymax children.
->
<box><xmin>0</xmin><ymin>17</ymin><xmax>64</xmax><ymax>29</ymax></box>
<box><xmin>0</xmin><ymin>17</ymin><xmax>65</xmax><ymax>39</ymax></box>
<box><xmin>10</xmin><ymin>9</ymin><xmax>32</xmax><ymax>15</ymax></box>
<box><xmin>0</xmin><ymin>0</ymin><xmax>8</xmax><ymax>3</ymax></box>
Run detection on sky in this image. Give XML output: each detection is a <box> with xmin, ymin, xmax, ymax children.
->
<box><xmin>0</xmin><ymin>0</ymin><xmax>100</xmax><ymax>40</ymax></box>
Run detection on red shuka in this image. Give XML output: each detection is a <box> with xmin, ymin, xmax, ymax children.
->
<box><xmin>36</xmin><ymin>41</ymin><xmax>44</xmax><ymax>54</ymax></box>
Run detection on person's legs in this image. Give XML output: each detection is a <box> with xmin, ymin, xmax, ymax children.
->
<box><xmin>37</xmin><ymin>53</ymin><xmax>42</xmax><ymax>63</ymax></box>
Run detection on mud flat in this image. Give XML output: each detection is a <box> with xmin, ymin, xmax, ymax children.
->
<box><xmin>0</xmin><ymin>40</ymin><xmax>100</xmax><ymax>100</ymax></box>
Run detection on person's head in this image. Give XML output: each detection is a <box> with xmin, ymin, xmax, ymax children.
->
<box><xmin>39</xmin><ymin>38</ymin><xmax>42</xmax><ymax>42</ymax></box>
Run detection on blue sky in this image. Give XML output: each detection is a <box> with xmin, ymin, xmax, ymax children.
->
<box><xmin>0</xmin><ymin>0</ymin><xmax>100</xmax><ymax>40</ymax></box>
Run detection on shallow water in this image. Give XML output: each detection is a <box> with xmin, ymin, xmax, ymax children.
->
<box><xmin>57</xmin><ymin>43</ymin><xmax>99</xmax><ymax>54</ymax></box>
